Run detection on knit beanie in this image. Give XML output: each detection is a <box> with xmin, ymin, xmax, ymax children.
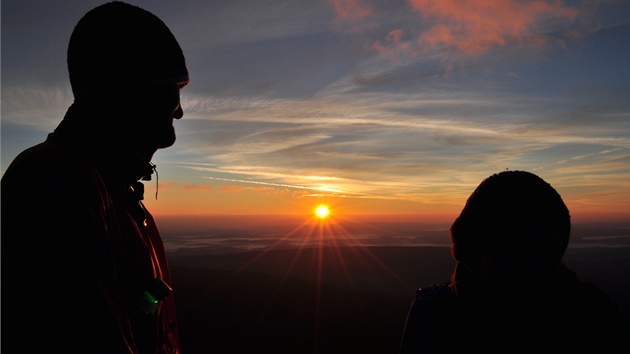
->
<box><xmin>450</xmin><ymin>170</ymin><xmax>571</xmax><ymax>265</ymax></box>
<box><xmin>67</xmin><ymin>1</ymin><xmax>189</xmax><ymax>99</ymax></box>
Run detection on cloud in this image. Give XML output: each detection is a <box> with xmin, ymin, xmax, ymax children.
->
<box><xmin>173</xmin><ymin>1</ymin><xmax>331</xmax><ymax>49</ymax></box>
<box><xmin>204</xmin><ymin>175</ymin><xmax>349</xmax><ymax>194</ymax></box>
<box><xmin>183</xmin><ymin>184</ymin><xmax>214</xmax><ymax>191</ymax></box>
<box><xmin>132</xmin><ymin>83</ymin><xmax>630</xmax><ymax>209</ymax></box>
<box><xmin>369</xmin><ymin>0</ymin><xmax>579</xmax><ymax>65</ymax></box>
<box><xmin>221</xmin><ymin>185</ymin><xmax>245</xmax><ymax>192</ymax></box>
<box><xmin>556</xmin><ymin>148</ymin><xmax>624</xmax><ymax>165</ymax></box>
<box><xmin>371</xmin><ymin>29</ymin><xmax>412</xmax><ymax>62</ymax></box>
<box><xmin>231</xmin><ymin>127</ymin><xmax>332</xmax><ymax>154</ymax></box>
<box><xmin>329</xmin><ymin>0</ymin><xmax>378</xmax><ymax>33</ymax></box>
<box><xmin>329</xmin><ymin>0</ymin><xmax>373</xmax><ymax>20</ymax></box>
<box><xmin>410</xmin><ymin>0</ymin><xmax>578</xmax><ymax>53</ymax></box>
<box><xmin>1</xmin><ymin>86</ymin><xmax>73</xmax><ymax>128</ymax></box>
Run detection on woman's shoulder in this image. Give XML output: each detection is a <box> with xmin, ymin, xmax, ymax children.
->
<box><xmin>413</xmin><ymin>282</ymin><xmax>455</xmax><ymax>305</ymax></box>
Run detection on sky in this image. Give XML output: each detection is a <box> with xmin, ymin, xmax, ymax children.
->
<box><xmin>2</xmin><ymin>0</ymin><xmax>629</xmax><ymax>223</ymax></box>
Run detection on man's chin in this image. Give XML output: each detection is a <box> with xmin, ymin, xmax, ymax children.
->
<box><xmin>158</xmin><ymin>132</ymin><xmax>176</xmax><ymax>149</ymax></box>
<box><xmin>158</xmin><ymin>139</ymin><xmax>175</xmax><ymax>149</ymax></box>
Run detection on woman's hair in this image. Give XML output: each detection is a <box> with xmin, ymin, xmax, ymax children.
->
<box><xmin>450</xmin><ymin>170</ymin><xmax>571</xmax><ymax>265</ymax></box>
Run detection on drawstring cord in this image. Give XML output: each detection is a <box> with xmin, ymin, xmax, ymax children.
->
<box><xmin>151</xmin><ymin>163</ymin><xmax>159</xmax><ymax>200</ymax></box>
<box><xmin>153</xmin><ymin>164</ymin><xmax>159</xmax><ymax>200</ymax></box>
<box><xmin>142</xmin><ymin>162</ymin><xmax>159</xmax><ymax>200</ymax></box>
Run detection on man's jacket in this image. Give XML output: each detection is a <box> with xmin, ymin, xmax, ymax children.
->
<box><xmin>2</xmin><ymin>107</ymin><xmax>180</xmax><ymax>353</ymax></box>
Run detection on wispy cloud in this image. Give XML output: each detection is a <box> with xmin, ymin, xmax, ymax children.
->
<box><xmin>172</xmin><ymin>86</ymin><xmax>629</xmax><ymax>206</ymax></box>
<box><xmin>1</xmin><ymin>86</ymin><xmax>73</xmax><ymax>129</ymax></box>
<box><xmin>2</xmin><ymin>0</ymin><xmax>628</xmax><ymax>218</ymax></box>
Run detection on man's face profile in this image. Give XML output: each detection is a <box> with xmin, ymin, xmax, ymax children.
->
<box><xmin>120</xmin><ymin>83</ymin><xmax>186</xmax><ymax>160</ymax></box>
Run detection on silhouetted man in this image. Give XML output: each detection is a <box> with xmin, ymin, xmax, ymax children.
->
<box><xmin>399</xmin><ymin>170</ymin><xmax>629</xmax><ymax>353</ymax></box>
<box><xmin>2</xmin><ymin>2</ymin><xmax>189</xmax><ymax>353</ymax></box>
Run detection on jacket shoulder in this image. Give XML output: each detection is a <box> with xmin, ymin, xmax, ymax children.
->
<box><xmin>414</xmin><ymin>282</ymin><xmax>454</xmax><ymax>303</ymax></box>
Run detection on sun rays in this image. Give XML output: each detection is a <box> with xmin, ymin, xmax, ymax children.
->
<box><xmin>224</xmin><ymin>206</ymin><xmax>413</xmax><ymax>351</ymax></box>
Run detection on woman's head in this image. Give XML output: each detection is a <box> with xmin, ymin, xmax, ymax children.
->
<box><xmin>450</xmin><ymin>171</ymin><xmax>570</xmax><ymax>280</ymax></box>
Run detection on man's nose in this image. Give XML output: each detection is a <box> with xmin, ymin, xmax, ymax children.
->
<box><xmin>174</xmin><ymin>105</ymin><xmax>184</xmax><ymax>120</ymax></box>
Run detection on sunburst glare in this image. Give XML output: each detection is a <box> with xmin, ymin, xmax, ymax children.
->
<box><xmin>315</xmin><ymin>205</ymin><xmax>330</xmax><ymax>219</ymax></box>
<box><xmin>223</xmin><ymin>202</ymin><xmax>413</xmax><ymax>351</ymax></box>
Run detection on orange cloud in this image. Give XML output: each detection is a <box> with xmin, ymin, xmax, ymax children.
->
<box><xmin>251</xmin><ymin>186</ymin><xmax>274</xmax><ymax>192</ymax></box>
<box><xmin>409</xmin><ymin>0</ymin><xmax>579</xmax><ymax>55</ymax></box>
<box><xmin>154</xmin><ymin>181</ymin><xmax>174</xmax><ymax>189</ymax></box>
<box><xmin>183</xmin><ymin>184</ymin><xmax>213</xmax><ymax>191</ymax></box>
<box><xmin>222</xmin><ymin>185</ymin><xmax>244</xmax><ymax>192</ymax></box>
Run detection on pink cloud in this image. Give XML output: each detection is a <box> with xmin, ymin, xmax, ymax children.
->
<box><xmin>372</xmin><ymin>29</ymin><xmax>412</xmax><ymax>60</ymax></box>
<box><xmin>370</xmin><ymin>0</ymin><xmax>578</xmax><ymax>62</ymax></box>
<box><xmin>410</xmin><ymin>0</ymin><xmax>578</xmax><ymax>55</ymax></box>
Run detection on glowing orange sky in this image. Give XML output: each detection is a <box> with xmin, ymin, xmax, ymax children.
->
<box><xmin>3</xmin><ymin>1</ymin><xmax>628</xmax><ymax>225</ymax></box>
<box><xmin>141</xmin><ymin>180</ymin><xmax>629</xmax><ymax>224</ymax></box>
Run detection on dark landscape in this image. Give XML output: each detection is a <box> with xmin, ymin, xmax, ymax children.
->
<box><xmin>168</xmin><ymin>242</ymin><xmax>630</xmax><ymax>354</ymax></box>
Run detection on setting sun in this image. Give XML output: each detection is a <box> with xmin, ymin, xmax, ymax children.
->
<box><xmin>315</xmin><ymin>205</ymin><xmax>330</xmax><ymax>218</ymax></box>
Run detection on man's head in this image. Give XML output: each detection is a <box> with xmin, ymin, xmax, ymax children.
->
<box><xmin>450</xmin><ymin>170</ymin><xmax>571</xmax><ymax>280</ymax></box>
<box><xmin>67</xmin><ymin>1</ymin><xmax>189</xmax><ymax>159</ymax></box>
<box><xmin>68</xmin><ymin>1</ymin><xmax>188</xmax><ymax>98</ymax></box>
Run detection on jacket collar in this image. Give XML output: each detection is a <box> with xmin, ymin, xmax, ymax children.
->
<box><xmin>50</xmin><ymin>103</ymin><xmax>154</xmax><ymax>187</ymax></box>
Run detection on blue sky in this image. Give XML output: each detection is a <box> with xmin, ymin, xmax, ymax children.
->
<box><xmin>2</xmin><ymin>0</ymin><xmax>629</xmax><ymax>220</ymax></box>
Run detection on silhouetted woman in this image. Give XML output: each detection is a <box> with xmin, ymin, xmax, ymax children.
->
<box><xmin>399</xmin><ymin>170</ymin><xmax>629</xmax><ymax>353</ymax></box>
